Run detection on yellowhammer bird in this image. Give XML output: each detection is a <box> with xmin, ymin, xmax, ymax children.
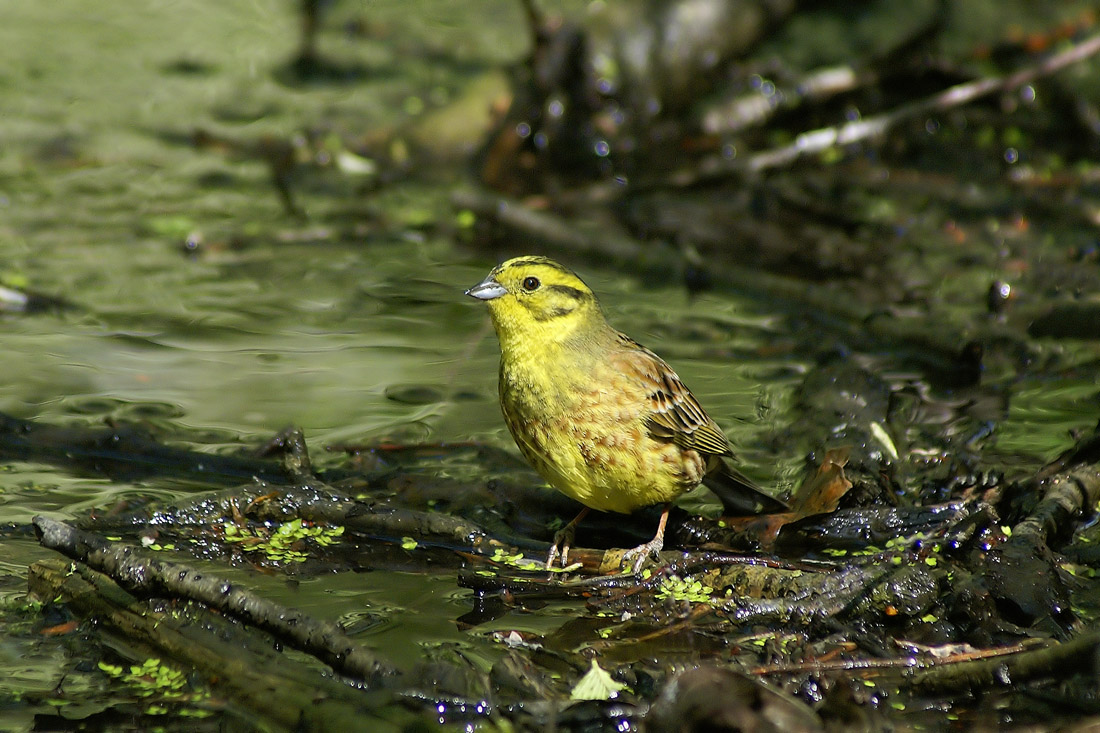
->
<box><xmin>466</xmin><ymin>256</ymin><xmax>785</xmax><ymax>572</ymax></box>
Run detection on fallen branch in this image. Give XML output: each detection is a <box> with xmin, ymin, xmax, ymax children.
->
<box><xmin>903</xmin><ymin>629</ymin><xmax>1100</xmax><ymax>694</ymax></box>
<box><xmin>701</xmin><ymin>1</ymin><xmax>948</xmax><ymax>136</ymax></box>
<box><xmin>33</xmin><ymin>516</ymin><xmax>395</xmax><ymax>684</ymax></box>
<box><xmin>156</xmin><ymin>483</ymin><xmax>510</xmax><ymax>555</ymax></box>
<box><xmin>28</xmin><ymin>559</ymin><xmax>405</xmax><ymax>731</ymax></box>
<box><xmin>677</xmin><ymin>31</ymin><xmax>1100</xmax><ymax>183</ymax></box>
<box><xmin>1008</xmin><ymin>465</ymin><xmax>1100</xmax><ymax>555</ymax></box>
<box><xmin>981</xmin><ymin>459</ymin><xmax>1100</xmax><ymax>626</ymax></box>
<box><xmin>750</xmin><ymin>639</ymin><xmax>1043</xmax><ymax>677</ymax></box>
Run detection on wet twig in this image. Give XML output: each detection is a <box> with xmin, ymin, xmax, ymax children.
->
<box><xmin>0</xmin><ymin>283</ymin><xmax>77</xmax><ymax>313</ymax></box>
<box><xmin>903</xmin><ymin>629</ymin><xmax>1100</xmax><ymax>694</ymax></box>
<box><xmin>981</xmin><ymin>453</ymin><xmax>1100</xmax><ymax>626</ymax></box>
<box><xmin>750</xmin><ymin>639</ymin><xmax>1043</xmax><ymax>677</ymax></box>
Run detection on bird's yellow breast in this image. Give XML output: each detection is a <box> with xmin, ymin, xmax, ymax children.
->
<box><xmin>498</xmin><ymin>349</ymin><xmax>705</xmax><ymax>514</ymax></box>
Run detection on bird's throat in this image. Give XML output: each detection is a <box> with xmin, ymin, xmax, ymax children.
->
<box><xmin>492</xmin><ymin>318</ymin><xmax>607</xmax><ymax>409</ymax></box>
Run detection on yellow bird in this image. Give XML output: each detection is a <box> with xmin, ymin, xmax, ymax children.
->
<box><xmin>466</xmin><ymin>256</ymin><xmax>784</xmax><ymax>572</ymax></box>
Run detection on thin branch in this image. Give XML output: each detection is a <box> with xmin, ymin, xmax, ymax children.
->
<box><xmin>675</xmin><ymin>31</ymin><xmax>1100</xmax><ymax>184</ymax></box>
<box><xmin>751</xmin><ymin>639</ymin><xmax>1042</xmax><ymax>676</ymax></box>
<box><xmin>904</xmin><ymin>629</ymin><xmax>1100</xmax><ymax>694</ymax></box>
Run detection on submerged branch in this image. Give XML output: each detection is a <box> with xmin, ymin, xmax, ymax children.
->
<box><xmin>0</xmin><ymin>411</ymin><xmax>299</xmax><ymax>486</ymax></box>
<box><xmin>28</xmin><ymin>559</ymin><xmax>403</xmax><ymax>731</ymax></box>
<box><xmin>33</xmin><ymin>515</ymin><xmax>396</xmax><ymax>684</ymax></box>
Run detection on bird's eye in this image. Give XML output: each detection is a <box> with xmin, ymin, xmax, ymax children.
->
<box><xmin>522</xmin><ymin>276</ymin><xmax>541</xmax><ymax>292</ymax></box>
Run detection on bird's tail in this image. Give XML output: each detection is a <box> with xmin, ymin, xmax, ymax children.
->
<box><xmin>703</xmin><ymin>458</ymin><xmax>787</xmax><ymax>515</ymax></box>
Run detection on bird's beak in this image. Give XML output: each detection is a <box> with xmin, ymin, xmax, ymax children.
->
<box><xmin>465</xmin><ymin>276</ymin><xmax>507</xmax><ymax>301</ymax></box>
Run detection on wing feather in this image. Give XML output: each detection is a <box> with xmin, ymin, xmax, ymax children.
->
<box><xmin>612</xmin><ymin>334</ymin><xmax>733</xmax><ymax>457</ymax></box>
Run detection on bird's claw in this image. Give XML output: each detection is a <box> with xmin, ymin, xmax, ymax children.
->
<box><xmin>621</xmin><ymin>536</ymin><xmax>665</xmax><ymax>574</ymax></box>
<box><xmin>546</xmin><ymin>524</ymin><xmax>576</xmax><ymax>569</ymax></box>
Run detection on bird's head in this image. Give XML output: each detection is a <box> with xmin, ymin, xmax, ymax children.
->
<box><xmin>466</xmin><ymin>256</ymin><xmax>605</xmax><ymax>349</ymax></box>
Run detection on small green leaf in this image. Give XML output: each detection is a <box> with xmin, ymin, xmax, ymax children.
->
<box><xmin>98</xmin><ymin>662</ymin><xmax>123</xmax><ymax>676</ymax></box>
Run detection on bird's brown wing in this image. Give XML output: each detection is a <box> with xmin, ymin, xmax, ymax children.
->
<box><xmin>613</xmin><ymin>334</ymin><xmax>787</xmax><ymax>515</ymax></box>
<box><xmin>612</xmin><ymin>334</ymin><xmax>732</xmax><ymax>457</ymax></box>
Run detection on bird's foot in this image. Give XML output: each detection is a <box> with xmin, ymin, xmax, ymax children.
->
<box><xmin>546</xmin><ymin>523</ymin><xmax>576</xmax><ymax>569</ymax></box>
<box><xmin>546</xmin><ymin>508</ymin><xmax>589</xmax><ymax>569</ymax></box>
<box><xmin>621</xmin><ymin>534</ymin><xmax>665</xmax><ymax>574</ymax></box>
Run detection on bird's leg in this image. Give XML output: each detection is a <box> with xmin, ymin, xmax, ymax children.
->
<box><xmin>621</xmin><ymin>504</ymin><xmax>671</xmax><ymax>574</ymax></box>
<box><xmin>546</xmin><ymin>507</ymin><xmax>590</xmax><ymax>569</ymax></box>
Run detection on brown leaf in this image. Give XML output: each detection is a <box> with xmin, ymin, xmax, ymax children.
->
<box><xmin>788</xmin><ymin>447</ymin><xmax>852</xmax><ymax>517</ymax></box>
<box><xmin>741</xmin><ymin>448</ymin><xmax>853</xmax><ymax>548</ymax></box>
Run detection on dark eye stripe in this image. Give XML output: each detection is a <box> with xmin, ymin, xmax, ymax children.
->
<box><xmin>545</xmin><ymin>284</ymin><xmax>587</xmax><ymax>300</ymax></box>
